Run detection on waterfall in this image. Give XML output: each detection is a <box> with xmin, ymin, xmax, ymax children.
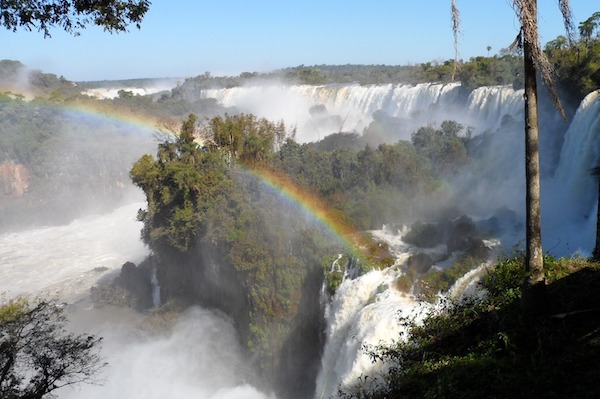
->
<box><xmin>466</xmin><ymin>85</ymin><xmax>524</xmax><ymax>131</ymax></box>
<box><xmin>542</xmin><ymin>90</ymin><xmax>600</xmax><ymax>255</ymax></box>
<box><xmin>151</xmin><ymin>267</ymin><xmax>161</xmax><ymax>307</ymax></box>
<box><xmin>4</xmin><ymin>80</ymin><xmax>600</xmax><ymax>398</ymax></box>
<box><xmin>315</xmin><ymin>226</ymin><xmax>427</xmax><ymax>399</ymax></box>
<box><xmin>315</xmin><ymin>223</ymin><xmax>503</xmax><ymax>398</ymax></box>
<box><xmin>196</xmin><ymin>83</ymin><xmax>523</xmax><ymax>142</ymax></box>
<box><xmin>330</xmin><ymin>254</ymin><xmax>343</xmax><ymax>273</ymax></box>
<box><xmin>315</xmin><ymin>266</ymin><xmax>431</xmax><ymax>399</ymax></box>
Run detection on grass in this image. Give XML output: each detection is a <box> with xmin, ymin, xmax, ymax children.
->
<box><xmin>339</xmin><ymin>254</ymin><xmax>600</xmax><ymax>398</ymax></box>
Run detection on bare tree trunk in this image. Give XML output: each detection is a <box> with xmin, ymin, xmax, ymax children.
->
<box><xmin>522</xmin><ymin>0</ymin><xmax>546</xmax><ymax>313</ymax></box>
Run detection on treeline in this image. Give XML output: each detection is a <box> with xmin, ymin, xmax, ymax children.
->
<box><xmin>173</xmin><ymin>11</ymin><xmax>600</xmax><ymax>103</ymax></box>
<box><xmin>176</xmin><ymin>35</ymin><xmax>596</xmax><ymax>102</ymax></box>
<box><xmin>4</xmin><ymin>9</ymin><xmax>600</xmax><ymax>105</ymax></box>
<box><xmin>545</xmin><ymin>11</ymin><xmax>600</xmax><ymax>102</ymax></box>
<box><xmin>174</xmin><ymin>59</ymin><xmax>524</xmax><ymax>92</ymax></box>
<box><xmin>272</xmin><ymin>119</ymin><xmax>472</xmax><ymax>231</ymax></box>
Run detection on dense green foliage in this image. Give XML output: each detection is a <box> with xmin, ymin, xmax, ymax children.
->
<box><xmin>130</xmin><ymin>114</ymin><xmax>345</xmax><ymax>381</ymax></box>
<box><xmin>545</xmin><ymin>28</ymin><xmax>600</xmax><ymax>102</ymax></box>
<box><xmin>338</xmin><ymin>255</ymin><xmax>600</xmax><ymax>398</ymax></box>
<box><xmin>175</xmin><ymin>60</ymin><xmax>523</xmax><ymax>92</ymax></box>
<box><xmin>272</xmin><ymin>120</ymin><xmax>474</xmax><ymax>230</ymax></box>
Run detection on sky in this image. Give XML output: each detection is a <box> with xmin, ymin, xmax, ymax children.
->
<box><xmin>2</xmin><ymin>0</ymin><xmax>598</xmax><ymax>82</ymax></box>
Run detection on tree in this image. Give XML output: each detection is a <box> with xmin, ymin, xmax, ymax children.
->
<box><xmin>452</xmin><ymin>0</ymin><xmax>575</xmax><ymax>313</ymax></box>
<box><xmin>0</xmin><ymin>296</ymin><xmax>104</xmax><ymax>399</ymax></box>
<box><xmin>579</xmin><ymin>12</ymin><xmax>600</xmax><ymax>46</ymax></box>
<box><xmin>520</xmin><ymin>0</ymin><xmax>545</xmax><ymax>312</ymax></box>
<box><xmin>0</xmin><ymin>0</ymin><xmax>151</xmax><ymax>37</ymax></box>
<box><xmin>513</xmin><ymin>0</ymin><xmax>575</xmax><ymax>313</ymax></box>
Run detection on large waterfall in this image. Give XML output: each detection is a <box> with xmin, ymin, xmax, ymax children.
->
<box><xmin>542</xmin><ymin>90</ymin><xmax>600</xmax><ymax>255</ymax></box>
<box><xmin>197</xmin><ymin>83</ymin><xmax>523</xmax><ymax>142</ymax></box>
<box><xmin>2</xmin><ymin>82</ymin><xmax>599</xmax><ymax>398</ymax></box>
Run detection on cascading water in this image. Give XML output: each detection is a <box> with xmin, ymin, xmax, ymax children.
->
<box><xmin>316</xmin><ymin>226</ymin><xmax>415</xmax><ymax>398</ymax></box>
<box><xmin>0</xmin><ymin>203</ymin><xmax>271</xmax><ymax>399</ymax></box>
<box><xmin>542</xmin><ymin>90</ymin><xmax>600</xmax><ymax>255</ymax></box>
<box><xmin>466</xmin><ymin>85</ymin><xmax>524</xmax><ymax>131</ymax></box>
<box><xmin>330</xmin><ymin>254</ymin><xmax>343</xmax><ymax>273</ymax></box>
<box><xmin>315</xmin><ymin>226</ymin><xmax>501</xmax><ymax>398</ymax></box>
<box><xmin>315</xmin><ymin>266</ymin><xmax>431</xmax><ymax>399</ymax></box>
<box><xmin>196</xmin><ymin>83</ymin><xmax>523</xmax><ymax>142</ymax></box>
<box><xmin>151</xmin><ymin>267</ymin><xmax>161</xmax><ymax>307</ymax></box>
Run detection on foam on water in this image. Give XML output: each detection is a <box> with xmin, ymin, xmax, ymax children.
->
<box><xmin>0</xmin><ymin>202</ymin><xmax>149</xmax><ymax>302</ymax></box>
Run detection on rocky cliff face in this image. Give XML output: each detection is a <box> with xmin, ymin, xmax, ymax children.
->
<box><xmin>0</xmin><ymin>161</ymin><xmax>29</xmax><ymax>197</ymax></box>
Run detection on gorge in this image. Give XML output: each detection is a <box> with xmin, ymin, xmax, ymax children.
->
<box><xmin>1</xmin><ymin>77</ymin><xmax>599</xmax><ymax>398</ymax></box>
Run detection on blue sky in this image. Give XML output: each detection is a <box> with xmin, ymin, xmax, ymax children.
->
<box><xmin>2</xmin><ymin>0</ymin><xmax>598</xmax><ymax>81</ymax></box>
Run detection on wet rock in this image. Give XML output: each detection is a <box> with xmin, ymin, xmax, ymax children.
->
<box><xmin>407</xmin><ymin>252</ymin><xmax>434</xmax><ymax>275</ymax></box>
<box><xmin>91</xmin><ymin>260</ymin><xmax>153</xmax><ymax>310</ymax></box>
<box><xmin>403</xmin><ymin>221</ymin><xmax>445</xmax><ymax>248</ymax></box>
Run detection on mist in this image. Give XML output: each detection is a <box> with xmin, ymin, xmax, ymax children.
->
<box><xmin>0</xmin><ymin>95</ymin><xmax>158</xmax><ymax>231</ymax></box>
<box><xmin>80</xmin><ymin>79</ymin><xmax>179</xmax><ymax>99</ymax></box>
<box><xmin>58</xmin><ymin>306</ymin><xmax>271</xmax><ymax>399</ymax></box>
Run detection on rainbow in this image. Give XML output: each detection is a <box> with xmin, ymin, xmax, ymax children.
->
<box><xmin>64</xmin><ymin>103</ymin><xmax>160</xmax><ymax>134</ymax></box>
<box><xmin>22</xmin><ymin>97</ymin><xmax>365</xmax><ymax>253</ymax></box>
<box><xmin>243</xmin><ymin>166</ymin><xmax>365</xmax><ymax>253</ymax></box>
<box><xmin>60</xmin><ymin>102</ymin><xmax>364</xmax><ymax>252</ymax></box>
<box><xmin>34</xmin><ymin>98</ymin><xmax>170</xmax><ymax>138</ymax></box>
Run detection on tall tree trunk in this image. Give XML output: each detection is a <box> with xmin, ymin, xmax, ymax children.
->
<box><xmin>522</xmin><ymin>0</ymin><xmax>546</xmax><ymax>313</ymax></box>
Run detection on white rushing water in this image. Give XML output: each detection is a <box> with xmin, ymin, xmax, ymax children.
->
<box><xmin>542</xmin><ymin>90</ymin><xmax>600</xmax><ymax>255</ymax></box>
<box><xmin>315</xmin><ymin>266</ymin><xmax>431</xmax><ymax>399</ymax></box>
<box><xmin>198</xmin><ymin>83</ymin><xmax>523</xmax><ymax>142</ymax></box>
<box><xmin>315</xmin><ymin>226</ymin><xmax>429</xmax><ymax>399</ymax></box>
<box><xmin>0</xmin><ymin>203</ymin><xmax>272</xmax><ymax>399</ymax></box>
<box><xmin>82</xmin><ymin>80</ymin><xmax>178</xmax><ymax>100</ymax></box>
<box><xmin>315</xmin><ymin>223</ymin><xmax>501</xmax><ymax>399</ymax></box>
<box><xmin>0</xmin><ymin>202</ymin><xmax>149</xmax><ymax>302</ymax></box>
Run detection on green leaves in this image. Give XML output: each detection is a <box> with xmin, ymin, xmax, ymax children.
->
<box><xmin>209</xmin><ymin>113</ymin><xmax>286</xmax><ymax>165</ymax></box>
<box><xmin>0</xmin><ymin>0</ymin><xmax>151</xmax><ymax>37</ymax></box>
